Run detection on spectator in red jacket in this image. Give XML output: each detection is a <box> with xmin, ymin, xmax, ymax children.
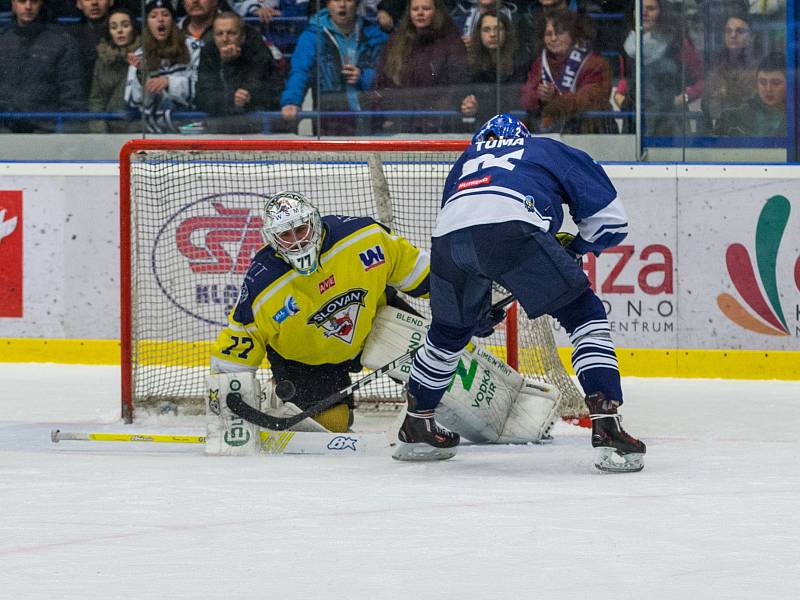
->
<box><xmin>372</xmin><ymin>0</ymin><xmax>469</xmax><ymax>133</ymax></box>
<box><xmin>520</xmin><ymin>9</ymin><xmax>616</xmax><ymax>134</ymax></box>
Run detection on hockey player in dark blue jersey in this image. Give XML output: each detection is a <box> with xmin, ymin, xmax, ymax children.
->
<box><xmin>395</xmin><ymin>114</ymin><xmax>646</xmax><ymax>472</ymax></box>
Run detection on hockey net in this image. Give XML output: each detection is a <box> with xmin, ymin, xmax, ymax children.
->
<box><xmin>120</xmin><ymin>140</ymin><xmax>586</xmax><ymax>423</ymax></box>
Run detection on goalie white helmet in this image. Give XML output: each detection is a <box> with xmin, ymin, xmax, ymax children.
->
<box><xmin>262</xmin><ymin>191</ymin><xmax>323</xmax><ymax>275</ymax></box>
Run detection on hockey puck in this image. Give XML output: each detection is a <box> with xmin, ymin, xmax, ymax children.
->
<box><xmin>275</xmin><ymin>380</ymin><xmax>296</xmax><ymax>401</ymax></box>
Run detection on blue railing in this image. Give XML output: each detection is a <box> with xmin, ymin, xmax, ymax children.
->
<box><xmin>1</xmin><ymin>108</ymin><xmax>636</xmax><ymax>133</ymax></box>
<box><xmin>4</xmin><ymin>109</ymin><xmax>787</xmax><ymax>150</ymax></box>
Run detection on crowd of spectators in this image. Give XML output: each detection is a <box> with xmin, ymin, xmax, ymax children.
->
<box><xmin>0</xmin><ymin>0</ymin><xmax>792</xmax><ymax>138</ymax></box>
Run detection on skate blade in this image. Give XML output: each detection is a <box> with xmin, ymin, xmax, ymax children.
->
<box><xmin>392</xmin><ymin>441</ymin><xmax>457</xmax><ymax>462</ymax></box>
<box><xmin>594</xmin><ymin>447</ymin><xmax>645</xmax><ymax>473</ymax></box>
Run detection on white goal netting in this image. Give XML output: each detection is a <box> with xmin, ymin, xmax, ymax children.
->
<box><xmin>121</xmin><ymin>142</ymin><xmax>585</xmax><ymax>422</ymax></box>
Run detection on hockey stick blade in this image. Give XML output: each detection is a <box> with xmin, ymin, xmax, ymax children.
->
<box><xmin>226</xmin><ymin>294</ymin><xmax>516</xmax><ymax>430</ymax></box>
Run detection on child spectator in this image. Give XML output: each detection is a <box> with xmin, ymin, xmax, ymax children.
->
<box><xmin>124</xmin><ymin>0</ymin><xmax>196</xmax><ymax>132</ymax></box>
<box><xmin>702</xmin><ymin>12</ymin><xmax>760</xmax><ymax>130</ymax></box>
<box><xmin>372</xmin><ymin>0</ymin><xmax>469</xmax><ymax>133</ymax></box>
<box><xmin>280</xmin><ymin>0</ymin><xmax>388</xmax><ymax>135</ymax></box>
<box><xmin>0</xmin><ymin>0</ymin><xmax>84</xmax><ymax>133</ymax></box>
<box><xmin>520</xmin><ymin>9</ymin><xmax>615</xmax><ymax>133</ymax></box>
<box><xmin>88</xmin><ymin>6</ymin><xmax>141</xmax><ymax>132</ymax></box>
<box><xmin>714</xmin><ymin>51</ymin><xmax>786</xmax><ymax>136</ymax></box>
<box><xmin>460</xmin><ymin>10</ymin><xmax>528</xmax><ymax>125</ymax></box>
<box><xmin>196</xmin><ymin>11</ymin><xmax>281</xmax><ymax>132</ymax></box>
<box><xmin>68</xmin><ymin>0</ymin><xmax>113</xmax><ymax>101</ymax></box>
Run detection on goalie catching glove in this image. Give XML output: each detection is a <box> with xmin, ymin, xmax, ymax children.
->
<box><xmin>362</xmin><ymin>306</ymin><xmax>560</xmax><ymax>444</ymax></box>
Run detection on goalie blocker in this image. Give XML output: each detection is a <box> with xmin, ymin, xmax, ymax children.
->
<box><xmin>362</xmin><ymin>306</ymin><xmax>560</xmax><ymax>444</ymax></box>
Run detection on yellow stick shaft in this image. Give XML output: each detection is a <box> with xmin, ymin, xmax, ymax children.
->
<box><xmin>51</xmin><ymin>430</ymin><xmax>205</xmax><ymax>444</ymax></box>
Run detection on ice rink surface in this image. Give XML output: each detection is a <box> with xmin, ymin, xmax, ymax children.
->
<box><xmin>1</xmin><ymin>363</ymin><xmax>798</xmax><ymax>599</ymax></box>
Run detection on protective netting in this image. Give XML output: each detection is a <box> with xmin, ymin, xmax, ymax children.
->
<box><xmin>124</xmin><ymin>146</ymin><xmax>585</xmax><ymax>420</ymax></box>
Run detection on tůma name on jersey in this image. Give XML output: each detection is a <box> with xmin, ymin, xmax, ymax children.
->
<box><xmin>473</xmin><ymin>138</ymin><xmax>525</xmax><ymax>152</ymax></box>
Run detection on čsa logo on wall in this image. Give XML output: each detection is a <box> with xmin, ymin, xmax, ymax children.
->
<box><xmin>717</xmin><ymin>195</ymin><xmax>800</xmax><ymax>336</ymax></box>
<box><xmin>152</xmin><ymin>193</ymin><xmax>268</xmax><ymax>327</ymax></box>
<box><xmin>0</xmin><ymin>191</ymin><xmax>23</xmax><ymax>318</ymax></box>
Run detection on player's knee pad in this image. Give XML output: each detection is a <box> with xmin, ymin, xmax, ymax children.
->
<box><xmin>205</xmin><ymin>371</ymin><xmax>266</xmax><ymax>456</ymax></box>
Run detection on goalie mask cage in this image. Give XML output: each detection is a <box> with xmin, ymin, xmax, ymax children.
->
<box><xmin>120</xmin><ymin>139</ymin><xmax>586</xmax><ymax>423</ymax></box>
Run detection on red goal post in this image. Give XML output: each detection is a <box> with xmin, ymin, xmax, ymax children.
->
<box><xmin>119</xmin><ymin>139</ymin><xmax>584</xmax><ymax>423</ymax></box>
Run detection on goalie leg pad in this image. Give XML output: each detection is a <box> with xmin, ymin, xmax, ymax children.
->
<box><xmin>361</xmin><ymin>306</ymin><xmax>429</xmax><ymax>381</ymax></box>
<box><xmin>496</xmin><ymin>380</ymin><xmax>560</xmax><ymax>444</ymax></box>
<box><xmin>364</xmin><ymin>306</ymin><xmax>559</xmax><ymax>445</ymax></box>
<box><xmin>435</xmin><ymin>348</ymin><xmax>560</xmax><ymax>444</ymax></box>
<box><xmin>205</xmin><ymin>372</ymin><xmax>265</xmax><ymax>456</ymax></box>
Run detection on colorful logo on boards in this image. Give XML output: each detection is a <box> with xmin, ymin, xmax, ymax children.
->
<box><xmin>0</xmin><ymin>191</ymin><xmax>23</xmax><ymax>318</ymax></box>
<box><xmin>717</xmin><ymin>195</ymin><xmax>799</xmax><ymax>336</ymax></box>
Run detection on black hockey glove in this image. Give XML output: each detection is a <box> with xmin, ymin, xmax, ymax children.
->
<box><xmin>473</xmin><ymin>306</ymin><xmax>507</xmax><ymax>338</ymax></box>
<box><xmin>555</xmin><ymin>231</ymin><xmax>583</xmax><ymax>265</ymax></box>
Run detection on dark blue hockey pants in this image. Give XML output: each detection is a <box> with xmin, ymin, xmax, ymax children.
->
<box><xmin>408</xmin><ymin>221</ymin><xmax>623</xmax><ymax>409</ymax></box>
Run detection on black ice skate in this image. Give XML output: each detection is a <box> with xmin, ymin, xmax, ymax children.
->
<box><xmin>392</xmin><ymin>389</ymin><xmax>460</xmax><ymax>462</ymax></box>
<box><xmin>585</xmin><ymin>392</ymin><xmax>646</xmax><ymax>473</ymax></box>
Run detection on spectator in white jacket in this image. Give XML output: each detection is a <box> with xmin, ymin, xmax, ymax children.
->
<box><xmin>124</xmin><ymin>0</ymin><xmax>196</xmax><ymax>132</ymax></box>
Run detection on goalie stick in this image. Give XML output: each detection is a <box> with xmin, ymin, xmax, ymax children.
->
<box><xmin>227</xmin><ymin>293</ymin><xmax>517</xmax><ymax>430</ymax></box>
<box><xmin>50</xmin><ymin>429</ymin><xmax>392</xmax><ymax>455</ymax></box>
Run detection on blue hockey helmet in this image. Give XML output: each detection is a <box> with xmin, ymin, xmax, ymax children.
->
<box><xmin>471</xmin><ymin>113</ymin><xmax>532</xmax><ymax>144</ymax></box>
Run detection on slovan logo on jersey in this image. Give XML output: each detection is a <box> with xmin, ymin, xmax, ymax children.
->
<box><xmin>152</xmin><ymin>193</ymin><xmax>268</xmax><ymax>327</ymax></box>
<box><xmin>307</xmin><ymin>289</ymin><xmax>368</xmax><ymax>343</ymax></box>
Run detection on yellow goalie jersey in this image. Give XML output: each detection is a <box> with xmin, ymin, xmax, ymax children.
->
<box><xmin>211</xmin><ymin>215</ymin><xmax>429</xmax><ymax>370</ymax></box>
